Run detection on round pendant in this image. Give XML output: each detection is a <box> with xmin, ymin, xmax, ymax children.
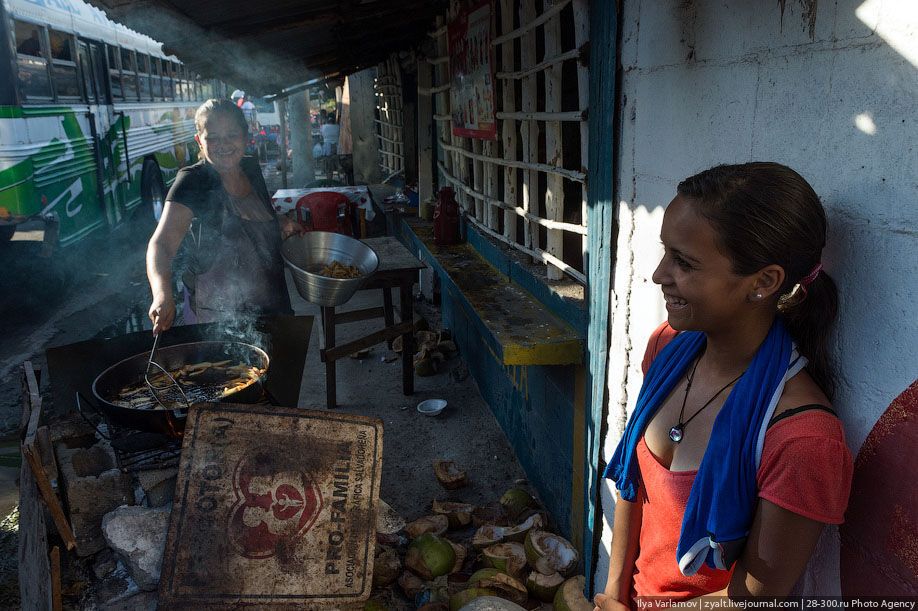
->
<box><xmin>669</xmin><ymin>425</ymin><xmax>684</xmax><ymax>443</ymax></box>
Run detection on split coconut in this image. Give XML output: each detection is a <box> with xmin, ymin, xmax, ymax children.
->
<box><xmin>553</xmin><ymin>576</ymin><xmax>592</xmax><ymax>611</ymax></box>
<box><xmin>407</xmin><ymin>533</ymin><xmax>458</xmax><ymax>580</ymax></box>
<box><xmin>405</xmin><ymin>514</ymin><xmax>450</xmax><ymax>538</ymax></box>
<box><xmin>525</xmin><ymin>570</ymin><xmax>565</xmax><ymax>602</ymax></box>
<box><xmin>480</xmin><ymin>543</ymin><xmax>527</xmax><ymax>578</ymax></box>
<box><xmin>524</xmin><ymin>530</ymin><xmax>579</xmax><ymax>576</ymax></box>
<box><xmin>434</xmin><ymin>460</ymin><xmax>469</xmax><ymax>490</ymax></box>
<box><xmin>472</xmin><ymin>514</ymin><xmax>542</xmax><ymax>548</ymax></box>
<box><xmin>432</xmin><ymin>501</ymin><xmax>475</xmax><ymax>529</ymax></box>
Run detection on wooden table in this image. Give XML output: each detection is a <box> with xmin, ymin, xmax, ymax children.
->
<box><xmin>319</xmin><ymin>237</ymin><xmax>426</xmax><ymax>408</ymax></box>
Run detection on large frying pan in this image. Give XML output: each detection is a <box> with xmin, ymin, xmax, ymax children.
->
<box><xmin>85</xmin><ymin>341</ymin><xmax>269</xmax><ymax>437</ymax></box>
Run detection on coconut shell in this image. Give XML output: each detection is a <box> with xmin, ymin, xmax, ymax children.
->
<box><xmin>419</xmin><ymin>604</ymin><xmax>450</xmax><ymax>611</ymax></box>
<box><xmin>525</xmin><ymin>571</ymin><xmax>564</xmax><ymax>602</ymax></box>
<box><xmin>552</xmin><ymin>576</ymin><xmax>592</xmax><ymax>611</ymax></box>
<box><xmin>406</xmin><ymin>514</ymin><xmax>450</xmax><ymax>538</ymax></box>
<box><xmin>475</xmin><ymin>573</ymin><xmax>528</xmax><ymax>606</ymax></box>
<box><xmin>472</xmin><ymin>503</ymin><xmax>506</xmax><ymax>527</ymax></box>
<box><xmin>376</xmin><ymin>499</ymin><xmax>407</xmax><ymax>535</ymax></box>
<box><xmin>499</xmin><ymin>488</ymin><xmax>534</xmax><ymax>520</ymax></box>
<box><xmin>524</xmin><ymin>530</ymin><xmax>579</xmax><ymax>576</ymax></box>
<box><xmin>407</xmin><ymin>533</ymin><xmax>457</xmax><ymax>580</ymax></box>
<box><xmin>473</xmin><ymin>514</ymin><xmax>542</xmax><ymax>548</ymax></box>
<box><xmin>434</xmin><ymin>460</ymin><xmax>468</xmax><ymax>490</ymax></box>
<box><xmin>399</xmin><ymin>571</ymin><xmax>425</xmax><ymax>599</ymax></box>
<box><xmin>373</xmin><ymin>546</ymin><xmax>402</xmax><ymax>588</ymax></box>
<box><xmin>449</xmin><ymin>588</ymin><xmax>497</xmax><ymax>611</ymax></box>
<box><xmin>481</xmin><ymin>542</ymin><xmax>527</xmax><ymax>578</ymax></box>
<box><xmin>432</xmin><ymin>500</ymin><xmax>475</xmax><ymax>529</ymax></box>
<box><xmin>449</xmin><ymin>541</ymin><xmax>468</xmax><ymax>574</ymax></box>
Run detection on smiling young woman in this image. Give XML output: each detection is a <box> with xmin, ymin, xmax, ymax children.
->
<box><xmin>146</xmin><ymin>98</ymin><xmax>303</xmax><ymax>332</ymax></box>
<box><xmin>596</xmin><ymin>163</ymin><xmax>852</xmax><ymax>608</ymax></box>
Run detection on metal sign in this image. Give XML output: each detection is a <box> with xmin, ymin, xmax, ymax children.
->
<box><xmin>159</xmin><ymin>403</ymin><xmax>383</xmax><ymax>608</ymax></box>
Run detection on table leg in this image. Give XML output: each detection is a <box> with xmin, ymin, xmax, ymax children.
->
<box><xmin>399</xmin><ymin>282</ymin><xmax>414</xmax><ymax>396</ymax></box>
<box><xmin>383</xmin><ymin>288</ymin><xmax>394</xmax><ymax>349</ymax></box>
<box><xmin>323</xmin><ymin>305</ymin><xmax>336</xmax><ymax>408</ymax></box>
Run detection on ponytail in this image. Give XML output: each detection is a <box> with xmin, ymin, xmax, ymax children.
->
<box><xmin>778</xmin><ymin>271</ymin><xmax>839</xmax><ymax>400</ymax></box>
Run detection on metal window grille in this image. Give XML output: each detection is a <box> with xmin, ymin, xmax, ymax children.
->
<box><xmin>423</xmin><ymin>0</ymin><xmax>589</xmax><ymax>284</ymax></box>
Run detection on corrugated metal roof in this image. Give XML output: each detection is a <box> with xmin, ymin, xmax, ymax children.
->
<box><xmin>84</xmin><ymin>0</ymin><xmax>445</xmax><ymax>94</ymax></box>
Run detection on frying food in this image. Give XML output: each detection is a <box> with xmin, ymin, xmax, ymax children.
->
<box><xmin>112</xmin><ymin>360</ymin><xmax>266</xmax><ymax>410</ymax></box>
<box><xmin>319</xmin><ymin>260</ymin><xmax>361</xmax><ymax>279</ymax></box>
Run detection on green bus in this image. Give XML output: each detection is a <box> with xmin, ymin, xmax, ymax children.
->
<box><xmin>0</xmin><ymin>0</ymin><xmax>227</xmax><ymax>247</ymax></box>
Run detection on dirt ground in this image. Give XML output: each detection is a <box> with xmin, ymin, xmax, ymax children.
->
<box><xmin>0</xmin><ymin>159</ymin><xmax>531</xmax><ymax>607</ymax></box>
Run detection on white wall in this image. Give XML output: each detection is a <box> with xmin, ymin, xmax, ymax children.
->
<box><xmin>597</xmin><ymin>0</ymin><xmax>917</xmax><ymax>596</ymax></box>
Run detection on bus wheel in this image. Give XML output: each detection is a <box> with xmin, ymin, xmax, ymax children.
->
<box><xmin>141</xmin><ymin>159</ymin><xmax>166</xmax><ymax>222</ymax></box>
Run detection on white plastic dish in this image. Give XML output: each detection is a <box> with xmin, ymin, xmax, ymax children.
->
<box><xmin>417</xmin><ymin>399</ymin><xmax>447</xmax><ymax>416</ymax></box>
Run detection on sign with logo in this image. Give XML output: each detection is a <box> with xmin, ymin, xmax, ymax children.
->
<box><xmin>448</xmin><ymin>0</ymin><xmax>497</xmax><ymax>140</ymax></box>
<box><xmin>159</xmin><ymin>403</ymin><xmax>383</xmax><ymax>607</ymax></box>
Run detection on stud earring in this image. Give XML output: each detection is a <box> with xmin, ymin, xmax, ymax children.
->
<box><xmin>755</xmin><ymin>292</ymin><xmax>763</xmax><ymax>300</ymax></box>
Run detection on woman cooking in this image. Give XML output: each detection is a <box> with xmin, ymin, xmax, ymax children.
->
<box><xmin>147</xmin><ymin>98</ymin><xmax>302</xmax><ymax>333</ymax></box>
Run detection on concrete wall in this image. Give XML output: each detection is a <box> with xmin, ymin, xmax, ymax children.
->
<box><xmin>596</xmin><ymin>0</ymin><xmax>917</xmax><ymax>596</ymax></box>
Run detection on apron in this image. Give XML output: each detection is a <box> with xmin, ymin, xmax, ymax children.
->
<box><xmin>183</xmin><ymin>196</ymin><xmax>292</xmax><ymax>324</ymax></box>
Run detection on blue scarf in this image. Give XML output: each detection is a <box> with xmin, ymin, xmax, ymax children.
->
<box><xmin>603</xmin><ymin>319</ymin><xmax>806</xmax><ymax>574</ymax></box>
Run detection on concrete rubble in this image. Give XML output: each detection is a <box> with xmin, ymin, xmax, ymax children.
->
<box><xmin>101</xmin><ymin>504</ymin><xmax>171</xmax><ymax>591</ymax></box>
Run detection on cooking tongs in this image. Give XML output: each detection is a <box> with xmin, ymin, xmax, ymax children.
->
<box><xmin>144</xmin><ymin>333</ymin><xmax>192</xmax><ymax>410</ymax></box>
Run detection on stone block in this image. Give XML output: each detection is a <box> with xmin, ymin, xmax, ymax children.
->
<box><xmin>102</xmin><ymin>504</ymin><xmax>171</xmax><ymax>591</ymax></box>
<box><xmin>135</xmin><ymin>468</ymin><xmax>177</xmax><ymax>508</ymax></box>
<box><xmin>56</xmin><ymin>441</ymin><xmax>134</xmax><ymax>557</ymax></box>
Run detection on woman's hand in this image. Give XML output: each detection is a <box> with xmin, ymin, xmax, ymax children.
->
<box><xmin>593</xmin><ymin>592</ymin><xmax>630</xmax><ymax>611</ymax></box>
<box><xmin>149</xmin><ymin>293</ymin><xmax>176</xmax><ymax>335</ymax></box>
<box><xmin>594</xmin><ymin>592</ymin><xmax>630</xmax><ymax>611</ymax></box>
<box><xmin>279</xmin><ymin>213</ymin><xmax>304</xmax><ymax>239</ymax></box>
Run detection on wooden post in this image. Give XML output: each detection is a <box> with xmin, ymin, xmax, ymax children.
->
<box><xmin>520</xmin><ymin>0</ymin><xmax>539</xmax><ymax>254</ymax></box>
<box><xmin>278</xmin><ymin>97</ymin><xmax>288</xmax><ymax>188</ymax></box>
<box><xmin>434</xmin><ymin>16</ymin><xmax>451</xmax><ymax>190</ymax></box>
<box><xmin>472</xmin><ymin>139</ymin><xmax>484</xmax><ymax>220</ymax></box>
<box><xmin>290</xmin><ymin>90</ymin><xmax>314</xmax><ymax>186</ymax></box>
<box><xmin>543</xmin><ymin>1</ymin><xmax>564</xmax><ymax>280</ymax></box>
<box><xmin>393</xmin><ymin>57</ymin><xmax>405</xmax><ymax>174</ymax></box>
<box><xmin>349</xmin><ymin>68</ymin><xmax>382</xmax><ymax>184</ymax></box>
<box><xmin>574</xmin><ymin>0</ymin><xmax>590</xmax><ymax>261</ymax></box>
<box><xmin>417</xmin><ymin>55</ymin><xmax>434</xmax><ymax>202</ymax></box>
<box><xmin>501</xmin><ymin>0</ymin><xmax>518</xmax><ymax>242</ymax></box>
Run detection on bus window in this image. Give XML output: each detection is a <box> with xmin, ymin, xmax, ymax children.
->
<box><xmin>137</xmin><ymin>54</ymin><xmax>152</xmax><ymax>101</ymax></box>
<box><xmin>77</xmin><ymin>41</ymin><xmax>96</xmax><ymax>102</ymax></box>
<box><xmin>49</xmin><ymin>30</ymin><xmax>80</xmax><ymax>100</ymax></box>
<box><xmin>174</xmin><ymin>64</ymin><xmax>184</xmax><ymax>101</ymax></box>
<box><xmin>120</xmin><ymin>48</ymin><xmax>137</xmax><ymax>101</ymax></box>
<box><xmin>14</xmin><ymin>21</ymin><xmax>52</xmax><ymax>100</ymax></box>
<box><xmin>151</xmin><ymin>57</ymin><xmax>163</xmax><ymax>99</ymax></box>
<box><xmin>107</xmin><ymin>45</ymin><xmax>123</xmax><ymax>100</ymax></box>
<box><xmin>163</xmin><ymin>61</ymin><xmax>174</xmax><ymax>100</ymax></box>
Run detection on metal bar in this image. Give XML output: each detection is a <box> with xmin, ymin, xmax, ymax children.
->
<box><xmin>465</xmin><ymin>213</ymin><xmax>587</xmax><ymax>284</ymax></box>
<box><xmin>439</xmin><ymin>140</ymin><xmax>586</xmax><ymax>183</ymax></box>
<box><xmin>438</xmin><ymin>161</ymin><xmax>586</xmax><ymax>234</ymax></box>
<box><xmin>496</xmin><ymin>110</ymin><xmax>586</xmax><ymax>122</ymax></box>
<box><xmin>496</xmin><ymin>48</ymin><xmax>580</xmax><ymax>80</ymax></box>
<box><xmin>491</xmin><ymin>0</ymin><xmax>571</xmax><ymax>46</ymax></box>
<box><xmin>418</xmin><ymin>83</ymin><xmax>451</xmax><ymax>95</ymax></box>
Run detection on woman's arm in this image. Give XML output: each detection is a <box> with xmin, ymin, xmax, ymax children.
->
<box><xmin>147</xmin><ymin>201</ymin><xmax>193</xmax><ymax>334</ymax></box>
<box><xmin>595</xmin><ymin>492</ymin><xmax>643</xmax><ymax>610</ymax></box>
<box><xmin>696</xmin><ymin>499</ymin><xmax>825</xmax><ymax>602</ymax></box>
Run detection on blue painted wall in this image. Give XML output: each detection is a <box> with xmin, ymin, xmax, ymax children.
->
<box><xmin>398</xmin><ymin>221</ymin><xmax>577</xmax><ymax>538</ymax></box>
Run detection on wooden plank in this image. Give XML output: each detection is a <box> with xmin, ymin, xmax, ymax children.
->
<box><xmin>472</xmin><ymin>139</ymin><xmax>484</xmax><ymax>221</ymax></box>
<box><xmin>50</xmin><ymin>546</ymin><xmax>62</xmax><ymax>611</ymax></box>
<box><xmin>483</xmin><ymin>140</ymin><xmax>500</xmax><ymax>230</ymax></box>
<box><xmin>543</xmin><ymin>2</ymin><xmax>564</xmax><ymax>280</ymax></box>
<box><xmin>20</xmin><ymin>363</ymin><xmax>76</xmax><ymax>551</ymax></box>
<box><xmin>500</xmin><ymin>0</ymin><xmax>518</xmax><ymax>243</ymax></box>
<box><xmin>18</xmin><ymin>384</ymin><xmax>52</xmax><ymax>611</ymax></box>
<box><xmin>332</xmin><ymin>306</ymin><xmax>386</xmax><ymax>325</ymax></box>
<box><xmin>434</xmin><ymin>16</ymin><xmax>452</xmax><ymax>182</ymax></box>
<box><xmin>325</xmin><ymin>321</ymin><xmax>415</xmax><ymax>362</ymax></box>
<box><xmin>438</xmin><ymin>140</ymin><xmax>586</xmax><ymax>182</ymax></box>
<box><xmin>417</xmin><ymin>55</ymin><xmax>434</xmax><ymax>203</ymax></box>
<box><xmin>520</xmin><ymin>0</ymin><xmax>539</xmax><ymax>253</ymax></box>
<box><xmin>159</xmin><ymin>403</ymin><xmax>384</xmax><ymax>607</ymax></box>
<box><xmin>574</xmin><ymin>0</ymin><xmax>590</xmax><ymax>265</ymax></box>
<box><xmin>492</xmin><ymin>0</ymin><xmax>571</xmax><ymax>45</ymax></box>
<box><xmin>582</xmin><ymin>0</ymin><xmax>618</xmax><ymax>593</ymax></box>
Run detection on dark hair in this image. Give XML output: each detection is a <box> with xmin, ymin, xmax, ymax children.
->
<box><xmin>677</xmin><ymin>162</ymin><xmax>839</xmax><ymax>399</ymax></box>
<box><xmin>194</xmin><ymin>98</ymin><xmax>248</xmax><ymax>136</ymax></box>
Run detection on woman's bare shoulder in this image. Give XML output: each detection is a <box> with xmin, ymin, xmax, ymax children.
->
<box><xmin>775</xmin><ymin>368</ymin><xmax>831</xmax><ymax>416</ymax></box>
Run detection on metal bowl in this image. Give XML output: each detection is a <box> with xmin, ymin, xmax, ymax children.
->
<box><xmin>281</xmin><ymin>232</ymin><xmax>379</xmax><ymax>307</ymax></box>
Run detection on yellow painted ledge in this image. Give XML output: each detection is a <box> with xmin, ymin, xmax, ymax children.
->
<box><xmin>410</xmin><ymin>222</ymin><xmax>583</xmax><ymax>366</ymax></box>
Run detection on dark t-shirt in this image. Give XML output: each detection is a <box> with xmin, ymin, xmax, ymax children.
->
<box><xmin>165</xmin><ymin>156</ymin><xmax>274</xmax><ymax>282</ymax></box>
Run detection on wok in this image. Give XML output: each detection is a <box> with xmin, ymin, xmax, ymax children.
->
<box><xmin>87</xmin><ymin>341</ymin><xmax>269</xmax><ymax>437</ymax></box>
